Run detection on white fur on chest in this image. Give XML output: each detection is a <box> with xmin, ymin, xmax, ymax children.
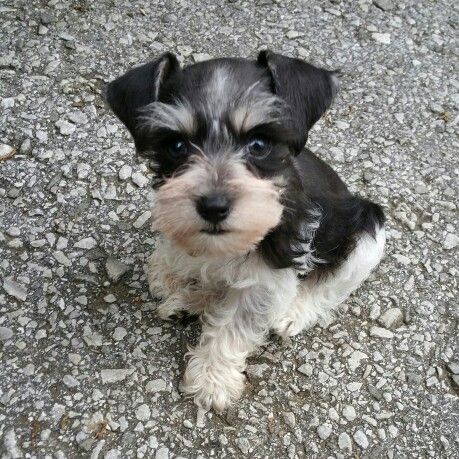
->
<box><xmin>155</xmin><ymin>237</ymin><xmax>293</xmax><ymax>289</ymax></box>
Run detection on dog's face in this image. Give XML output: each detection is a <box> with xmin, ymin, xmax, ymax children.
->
<box><xmin>107</xmin><ymin>51</ymin><xmax>337</xmax><ymax>257</ymax></box>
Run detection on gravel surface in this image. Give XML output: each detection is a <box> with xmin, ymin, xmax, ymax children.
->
<box><xmin>1</xmin><ymin>0</ymin><xmax>458</xmax><ymax>458</ymax></box>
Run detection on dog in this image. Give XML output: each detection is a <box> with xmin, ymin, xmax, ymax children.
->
<box><xmin>106</xmin><ymin>51</ymin><xmax>385</xmax><ymax>411</ymax></box>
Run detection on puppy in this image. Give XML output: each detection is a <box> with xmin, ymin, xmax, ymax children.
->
<box><xmin>106</xmin><ymin>51</ymin><xmax>385</xmax><ymax>411</ymax></box>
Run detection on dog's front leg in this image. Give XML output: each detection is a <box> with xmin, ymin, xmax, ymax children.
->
<box><xmin>180</xmin><ymin>286</ymin><xmax>270</xmax><ymax>412</ymax></box>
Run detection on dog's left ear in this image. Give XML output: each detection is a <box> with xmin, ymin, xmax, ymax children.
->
<box><xmin>258</xmin><ymin>50</ymin><xmax>339</xmax><ymax>153</ymax></box>
<box><xmin>106</xmin><ymin>53</ymin><xmax>180</xmax><ymax>153</ymax></box>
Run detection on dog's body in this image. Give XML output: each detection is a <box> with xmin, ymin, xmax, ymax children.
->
<box><xmin>107</xmin><ymin>51</ymin><xmax>385</xmax><ymax>411</ymax></box>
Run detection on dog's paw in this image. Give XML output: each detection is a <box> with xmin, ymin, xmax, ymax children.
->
<box><xmin>147</xmin><ymin>277</ymin><xmax>168</xmax><ymax>300</ymax></box>
<box><xmin>156</xmin><ymin>293</ymin><xmax>186</xmax><ymax>321</ymax></box>
<box><xmin>180</xmin><ymin>358</ymin><xmax>245</xmax><ymax>412</ymax></box>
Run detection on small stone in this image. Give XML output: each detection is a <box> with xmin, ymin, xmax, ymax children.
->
<box><xmin>105</xmin><ymin>449</ymin><xmax>120</xmax><ymax>459</ymax></box>
<box><xmin>246</xmin><ymin>363</ymin><xmax>269</xmax><ymax>378</ymax></box>
<box><xmin>338</xmin><ymin>432</ymin><xmax>352</xmax><ymax>452</ymax></box>
<box><xmin>353</xmin><ymin>430</ymin><xmax>369</xmax><ymax>449</ymax></box>
<box><xmin>2</xmin><ymin>429</ymin><xmax>22</xmax><ymax>458</ymax></box>
<box><xmin>434</xmin><ymin>120</ymin><xmax>446</xmax><ymax>133</ymax></box>
<box><xmin>60</xmin><ymin>33</ymin><xmax>76</xmax><ymax>44</ymax></box>
<box><xmin>414</xmin><ymin>183</ymin><xmax>428</xmax><ymax>194</ymax></box>
<box><xmin>373</xmin><ymin>0</ymin><xmax>394</xmax><ymax>11</ymax></box>
<box><xmin>118</xmin><ymin>165</ymin><xmax>132</xmax><ymax>181</ymax></box>
<box><xmin>379</xmin><ymin>308</ymin><xmax>404</xmax><ymax>329</ymax></box>
<box><xmin>368</xmin><ymin>385</ymin><xmax>383</xmax><ymax>400</ymax></box>
<box><xmin>183</xmin><ymin>420</ymin><xmax>193</xmax><ymax>429</ymax></box>
<box><xmin>133</xmin><ymin>211</ymin><xmax>151</xmax><ymax>229</ymax></box>
<box><xmin>0</xmin><ymin>143</ymin><xmax>15</xmax><ymax>160</ymax></box>
<box><xmin>67</xmin><ymin>111</ymin><xmax>88</xmax><ymax>124</ymax></box>
<box><xmin>236</xmin><ymin>437</ymin><xmax>250</xmax><ymax>454</ymax></box>
<box><xmin>63</xmin><ymin>375</ymin><xmax>79</xmax><ymax>388</ymax></box>
<box><xmin>132</xmin><ymin>171</ymin><xmax>149</xmax><ymax>187</ymax></box>
<box><xmin>325</xmin><ymin>7</ymin><xmax>341</xmax><ymax>16</ymax></box>
<box><xmin>1</xmin><ymin>97</ymin><xmax>15</xmax><ymax>108</ymax></box>
<box><xmin>329</xmin><ymin>146</ymin><xmax>345</xmax><ymax>162</ymax></box>
<box><xmin>161</xmin><ymin>13</ymin><xmax>175</xmax><ymax>22</ymax></box>
<box><xmin>393</xmin><ymin>253</ymin><xmax>411</xmax><ymax>265</ymax></box>
<box><xmin>83</xmin><ymin>328</ymin><xmax>103</xmax><ymax>347</ymax></box>
<box><xmin>363</xmin><ymin>170</ymin><xmax>373</xmax><ymax>182</ymax></box>
<box><xmin>406</xmin><ymin>372</ymin><xmax>422</xmax><ymax>384</ymax></box>
<box><xmin>192</xmin><ymin>53</ymin><xmax>212</xmax><ymax>63</ymax></box>
<box><xmin>342</xmin><ymin>405</ymin><xmax>356</xmax><ymax>421</ymax></box>
<box><xmin>317</xmin><ymin>424</ymin><xmax>332</xmax><ymax>440</ymax></box>
<box><xmin>347</xmin><ymin>382</ymin><xmax>362</xmax><ymax>392</ymax></box>
<box><xmin>177</xmin><ymin>45</ymin><xmax>193</xmax><ymax>57</ymax></box>
<box><xmin>135</xmin><ymin>404</ymin><xmax>151</xmax><ymax>421</ymax></box>
<box><xmin>3</xmin><ymin>278</ymin><xmax>27</xmax><ymax>301</ymax></box>
<box><xmin>77</xmin><ymin>163</ymin><xmax>91</xmax><ymax>179</ymax></box>
<box><xmin>372</xmin><ymin>33</ymin><xmax>391</xmax><ymax>44</ymax></box>
<box><xmin>6</xmin><ymin>226</ymin><xmax>20</xmax><ymax>237</ymax></box>
<box><xmin>100</xmin><ymin>369</ymin><xmax>134</xmax><ymax>384</ymax></box>
<box><xmin>348</xmin><ymin>350</ymin><xmax>368</xmax><ymax>371</ymax></box>
<box><xmin>104</xmin><ymin>294</ymin><xmax>116</xmax><ymax>303</ymax></box>
<box><xmin>286</xmin><ymin>30</ymin><xmax>301</xmax><ymax>39</ymax></box>
<box><xmin>105</xmin><ymin>258</ymin><xmax>130</xmax><ymax>283</ymax></box>
<box><xmin>443</xmin><ymin>233</ymin><xmax>459</xmax><ymax>250</ymax></box>
<box><xmin>75</xmin><ymin>237</ymin><xmax>97</xmax><ymax>249</ymax></box>
<box><xmin>20</xmin><ymin>138</ymin><xmax>31</xmax><ymax>154</ymax></box>
<box><xmin>0</xmin><ymin>327</ymin><xmax>13</xmax><ymax>341</ymax></box>
<box><xmin>40</xmin><ymin>12</ymin><xmax>54</xmax><ymax>24</ymax></box>
<box><xmin>298</xmin><ymin>363</ymin><xmax>313</xmax><ymax>376</ymax></box>
<box><xmin>155</xmin><ymin>447</ymin><xmax>169</xmax><ymax>459</ymax></box>
<box><xmin>40</xmin><ymin>429</ymin><xmax>51</xmax><ymax>441</ymax></box>
<box><xmin>55</xmin><ymin>120</ymin><xmax>75</xmax><ymax>135</ymax></box>
<box><xmin>283</xmin><ymin>412</ymin><xmax>296</xmax><ymax>428</ymax></box>
<box><xmin>90</xmin><ymin>440</ymin><xmax>105</xmax><ymax>459</ymax></box>
<box><xmin>447</xmin><ymin>362</ymin><xmax>459</xmax><ymax>375</ymax></box>
<box><xmin>429</xmin><ymin>102</ymin><xmax>444</xmax><ymax>115</ymax></box>
<box><xmin>146</xmin><ymin>379</ymin><xmax>167</xmax><ymax>393</ymax></box>
<box><xmin>369</xmin><ymin>326</ymin><xmax>394</xmax><ymax>339</ymax></box>
<box><xmin>113</xmin><ymin>327</ymin><xmax>127</xmax><ymax>341</ymax></box>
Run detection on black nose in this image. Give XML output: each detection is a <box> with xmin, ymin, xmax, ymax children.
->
<box><xmin>196</xmin><ymin>193</ymin><xmax>231</xmax><ymax>224</ymax></box>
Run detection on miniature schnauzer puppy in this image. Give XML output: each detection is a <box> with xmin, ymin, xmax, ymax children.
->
<box><xmin>106</xmin><ymin>51</ymin><xmax>385</xmax><ymax>411</ymax></box>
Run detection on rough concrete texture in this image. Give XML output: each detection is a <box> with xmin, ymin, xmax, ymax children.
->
<box><xmin>0</xmin><ymin>0</ymin><xmax>458</xmax><ymax>458</ymax></box>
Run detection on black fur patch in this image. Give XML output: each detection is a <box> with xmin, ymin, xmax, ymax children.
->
<box><xmin>260</xmin><ymin>149</ymin><xmax>385</xmax><ymax>275</ymax></box>
<box><xmin>257</xmin><ymin>50</ymin><xmax>338</xmax><ymax>153</ymax></box>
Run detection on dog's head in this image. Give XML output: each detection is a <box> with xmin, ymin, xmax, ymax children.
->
<box><xmin>107</xmin><ymin>51</ymin><xmax>338</xmax><ymax>258</ymax></box>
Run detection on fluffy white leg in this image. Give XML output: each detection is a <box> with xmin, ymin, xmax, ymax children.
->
<box><xmin>147</xmin><ymin>241</ymin><xmax>209</xmax><ymax>319</ymax></box>
<box><xmin>275</xmin><ymin>225</ymin><xmax>385</xmax><ymax>337</ymax></box>
<box><xmin>146</xmin><ymin>248</ymin><xmax>182</xmax><ymax>299</ymax></box>
<box><xmin>181</xmin><ymin>287</ymin><xmax>266</xmax><ymax>411</ymax></box>
<box><xmin>181</xmin><ymin>268</ymin><xmax>298</xmax><ymax>411</ymax></box>
<box><xmin>146</xmin><ymin>249</ymin><xmax>188</xmax><ymax>319</ymax></box>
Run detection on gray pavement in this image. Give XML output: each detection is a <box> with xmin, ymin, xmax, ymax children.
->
<box><xmin>0</xmin><ymin>0</ymin><xmax>458</xmax><ymax>458</ymax></box>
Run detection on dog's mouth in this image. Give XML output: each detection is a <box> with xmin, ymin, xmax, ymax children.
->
<box><xmin>201</xmin><ymin>226</ymin><xmax>228</xmax><ymax>235</ymax></box>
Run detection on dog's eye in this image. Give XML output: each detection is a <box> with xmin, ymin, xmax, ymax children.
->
<box><xmin>167</xmin><ymin>139</ymin><xmax>189</xmax><ymax>158</ymax></box>
<box><xmin>247</xmin><ymin>138</ymin><xmax>270</xmax><ymax>159</ymax></box>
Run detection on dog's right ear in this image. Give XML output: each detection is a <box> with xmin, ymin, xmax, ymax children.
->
<box><xmin>257</xmin><ymin>50</ymin><xmax>338</xmax><ymax>154</ymax></box>
<box><xmin>106</xmin><ymin>53</ymin><xmax>180</xmax><ymax>153</ymax></box>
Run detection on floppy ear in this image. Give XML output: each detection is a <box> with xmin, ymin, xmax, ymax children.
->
<box><xmin>106</xmin><ymin>53</ymin><xmax>180</xmax><ymax>153</ymax></box>
<box><xmin>257</xmin><ymin>50</ymin><xmax>339</xmax><ymax>153</ymax></box>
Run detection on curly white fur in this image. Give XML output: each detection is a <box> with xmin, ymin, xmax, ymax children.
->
<box><xmin>146</xmin><ymin>224</ymin><xmax>385</xmax><ymax>411</ymax></box>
